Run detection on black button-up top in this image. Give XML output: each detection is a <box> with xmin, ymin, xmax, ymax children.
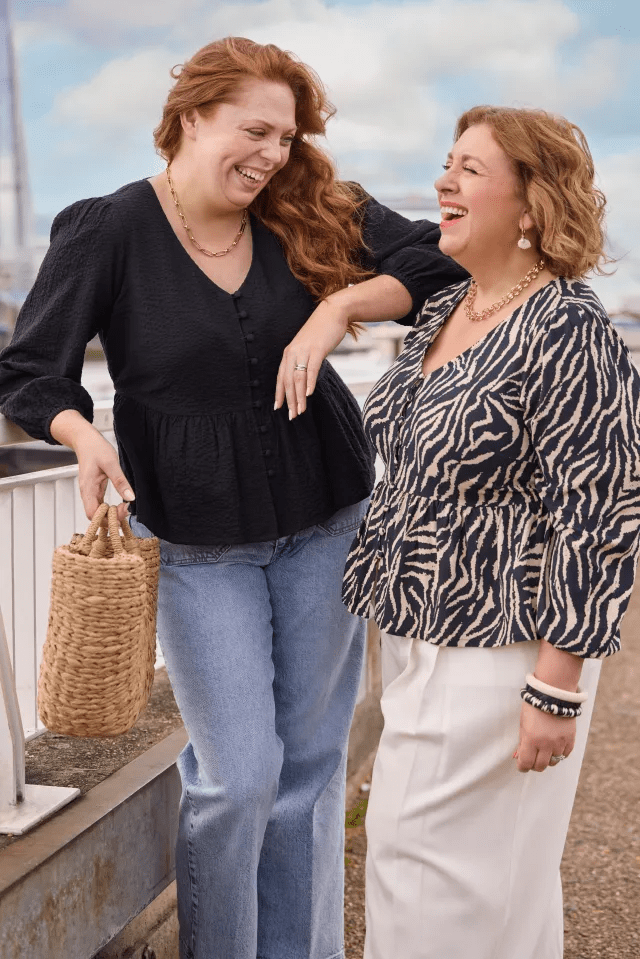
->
<box><xmin>0</xmin><ymin>179</ymin><xmax>466</xmax><ymax>545</ymax></box>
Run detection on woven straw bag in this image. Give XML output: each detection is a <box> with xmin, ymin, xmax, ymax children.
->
<box><xmin>38</xmin><ymin>503</ymin><xmax>160</xmax><ymax>737</ymax></box>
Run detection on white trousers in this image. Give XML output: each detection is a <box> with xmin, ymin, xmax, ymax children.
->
<box><xmin>364</xmin><ymin>635</ymin><xmax>601</xmax><ymax>959</ymax></box>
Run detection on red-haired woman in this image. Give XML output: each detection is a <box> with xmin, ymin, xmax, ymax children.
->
<box><xmin>342</xmin><ymin>106</ymin><xmax>640</xmax><ymax>959</ymax></box>
<box><xmin>0</xmin><ymin>38</ymin><xmax>464</xmax><ymax>959</ymax></box>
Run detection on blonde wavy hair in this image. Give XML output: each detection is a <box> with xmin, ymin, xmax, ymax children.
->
<box><xmin>154</xmin><ymin>37</ymin><xmax>373</xmax><ymax>313</ymax></box>
<box><xmin>454</xmin><ymin>106</ymin><xmax>612</xmax><ymax>279</ymax></box>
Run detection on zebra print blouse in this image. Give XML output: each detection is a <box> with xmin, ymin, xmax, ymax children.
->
<box><xmin>342</xmin><ymin>277</ymin><xmax>640</xmax><ymax>658</ymax></box>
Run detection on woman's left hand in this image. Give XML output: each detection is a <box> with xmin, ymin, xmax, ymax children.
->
<box><xmin>275</xmin><ymin>299</ymin><xmax>351</xmax><ymax>418</ymax></box>
<box><xmin>514</xmin><ymin>701</ymin><xmax>576</xmax><ymax>772</ymax></box>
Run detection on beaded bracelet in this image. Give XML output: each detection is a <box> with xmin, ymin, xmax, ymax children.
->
<box><xmin>520</xmin><ymin>685</ymin><xmax>583</xmax><ymax>718</ymax></box>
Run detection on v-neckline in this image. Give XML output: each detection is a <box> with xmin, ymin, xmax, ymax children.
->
<box><xmin>142</xmin><ymin>178</ymin><xmax>256</xmax><ymax>298</ymax></box>
<box><xmin>419</xmin><ymin>278</ymin><xmax>560</xmax><ymax>382</ymax></box>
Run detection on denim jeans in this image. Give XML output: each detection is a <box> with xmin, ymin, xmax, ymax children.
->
<box><xmin>130</xmin><ymin>499</ymin><xmax>368</xmax><ymax>959</ymax></box>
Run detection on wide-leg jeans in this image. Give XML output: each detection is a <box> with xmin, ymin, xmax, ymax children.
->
<box><xmin>130</xmin><ymin>500</ymin><xmax>368</xmax><ymax>959</ymax></box>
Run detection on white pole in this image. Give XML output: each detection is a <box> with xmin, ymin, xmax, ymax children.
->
<box><xmin>0</xmin><ymin>604</ymin><xmax>80</xmax><ymax>835</ymax></box>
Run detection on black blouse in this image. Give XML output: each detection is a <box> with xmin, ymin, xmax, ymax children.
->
<box><xmin>0</xmin><ymin>179</ymin><xmax>466</xmax><ymax>545</ymax></box>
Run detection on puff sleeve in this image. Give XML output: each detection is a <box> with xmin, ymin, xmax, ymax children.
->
<box><xmin>522</xmin><ymin>298</ymin><xmax>640</xmax><ymax>657</ymax></box>
<box><xmin>0</xmin><ymin>197</ymin><xmax>124</xmax><ymax>442</ymax></box>
<box><xmin>358</xmin><ymin>193</ymin><xmax>468</xmax><ymax>323</ymax></box>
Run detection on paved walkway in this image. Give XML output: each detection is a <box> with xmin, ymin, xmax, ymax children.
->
<box><xmin>344</xmin><ymin>584</ymin><xmax>640</xmax><ymax>958</ymax></box>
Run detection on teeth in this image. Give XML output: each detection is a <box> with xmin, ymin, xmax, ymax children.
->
<box><xmin>236</xmin><ymin>166</ymin><xmax>266</xmax><ymax>183</ymax></box>
<box><xmin>441</xmin><ymin>206</ymin><xmax>467</xmax><ymax>217</ymax></box>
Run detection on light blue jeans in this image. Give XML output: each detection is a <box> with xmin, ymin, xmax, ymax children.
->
<box><xmin>130</xmin><ymin>500</ymin><xmax>368</xmax><ymax>959</ymax></box>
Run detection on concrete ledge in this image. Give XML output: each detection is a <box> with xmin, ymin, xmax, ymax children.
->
<box><xmin>0</xmin><ymin>729</ymin><xmax>187</xmax><ymax>959</ymax></box>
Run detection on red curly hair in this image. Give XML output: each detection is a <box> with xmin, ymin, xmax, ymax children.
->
<box><xmin>454</xmin><ymin>106</ymin><xmax>612</xmax><ymax>279</ymax></box>
<box><xmin>154</xmin><ymin>37</ymin><xmax>373</xmax><ymax>308</ymax></box>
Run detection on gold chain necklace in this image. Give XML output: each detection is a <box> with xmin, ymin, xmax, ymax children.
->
<box><xmin>166</xmin><ymin>165</ymin><xmax>248</xmax><ymax>258</ymax></box>
<box><xmin>464</xmin><ymin>260</ymin><xmax>545</xmax><ymax>322</ymax></box>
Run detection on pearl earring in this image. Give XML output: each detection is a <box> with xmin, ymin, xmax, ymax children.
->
<box><xmin>518</xmin><ymin>226</ymin><xmax>531</xmax><ymax>250</ymax></box>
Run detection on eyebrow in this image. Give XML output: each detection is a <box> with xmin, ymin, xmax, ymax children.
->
<box><xmin>247</xmin><ymin>118</ymin><xmax>298</xmax><ymax>134</ymax></box>
<box><xmin>446</xmin><ymin>152</ymin><xmax>487</xmax><ymax>168</ymax></box>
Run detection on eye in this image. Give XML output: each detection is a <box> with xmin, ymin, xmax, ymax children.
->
<box><xmin>247</xmin><ymin>128</ymin><xmax>265</xmax><ymax>137</ymax></box>
<box><xmin>442</xmin><ymin>163</ymin><xmax>451</xmax><ymax>170</ymax></box>
<box><xmin>282</xmin><ymin>135</ymin><xmax>295</xmax><ymax>145</ymax></box>
<box><xmin>463</xmin><ymin>165</ymin><xmax>478</xmax><ymax>174</ymax></box>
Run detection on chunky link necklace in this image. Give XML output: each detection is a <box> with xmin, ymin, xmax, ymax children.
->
<box><xmin>166</xmin><ymin>165</ymin><xmax>248</xmax><ymax>258</ymax></box>
<box><xmin>464</xmin><ymin>259</ymin><xmax>545</xmax><ymax>322</ymax></box>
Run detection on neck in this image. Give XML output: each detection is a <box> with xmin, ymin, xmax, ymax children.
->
<box><xmin>459</xmin><ymin>248</ymin><xmax>554</xmax><ymax>313</ymax></box>
<box><xmin>167</xmin><ymin>156</ymin><xmax>243</xmax><ymax>228</ymax></box>
<box><xmin>466</xmin><ymin>249</ymin><xmax>541</xmax><ymax>297</ymax></box>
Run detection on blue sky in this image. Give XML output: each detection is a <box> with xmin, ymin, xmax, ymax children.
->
<box><xmin>6</xmin><ymin>0</ymin><xmax>640</xmax><ymax>309</ymax></box>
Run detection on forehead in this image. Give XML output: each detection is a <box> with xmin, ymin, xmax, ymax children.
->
<box><xmin>222</xmin><ymin>78</ymin><xmax>296</xmax><ymax>127</ymax></box>
<box><xmin>452</xmin><ymin>123</ymin><xmax>511</xmax><ymax>169</ymax></box>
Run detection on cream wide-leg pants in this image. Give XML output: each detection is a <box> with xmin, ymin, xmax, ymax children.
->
<box><xmin>364</xmin><ymin>634</ymin><xmax>601</xmax><ymax>959</ymax></box>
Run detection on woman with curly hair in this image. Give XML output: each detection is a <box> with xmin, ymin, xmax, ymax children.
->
<box><xmin>0</xmin><ymin>37</ymin><xmax>464</xmax><ymax>959</ymax></box>
<box><xmin>341</xmin><ymin>106</ymin><xmax>640</xmax><ymax>959</ymax></box>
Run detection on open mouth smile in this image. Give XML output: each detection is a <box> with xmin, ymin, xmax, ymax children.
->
<box><xmin>235</xmin><ymin>166</ymin><xmax>267</xmax><ymax>185</ymax></box>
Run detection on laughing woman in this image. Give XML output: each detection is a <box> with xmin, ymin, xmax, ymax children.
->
<box><xmin>0</xmin><ymin>37</ymin><xmax>465</xmax><ymax>959</ymax></box>
<box><xmin>342</xmin><ymin>107</ymin><xmax>640</xmax><ymax>959</ymax></box>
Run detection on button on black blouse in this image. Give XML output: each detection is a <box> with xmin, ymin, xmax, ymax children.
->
<box><xmin>0</xmin><ymin>179</ymin><xmax>466</xmax><ymax>545</ymax></box>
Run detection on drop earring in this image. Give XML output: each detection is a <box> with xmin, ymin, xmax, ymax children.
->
<box><xmin>518</xmin><ymin>226</ymin><xmax>531</xmax><ymax>250</ymax></box>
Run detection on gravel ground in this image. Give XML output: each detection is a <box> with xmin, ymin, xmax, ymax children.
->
<box><xmin>344</xmin><ymin>585</ymin><xmax>640</xmax><ymax>958</ymax></box>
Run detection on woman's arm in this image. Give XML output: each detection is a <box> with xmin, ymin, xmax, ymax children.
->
<box><xmin>516</xmin><ymin>296</ymin><xmax>640</xmax><ymax>771</ymax></box>
<box><xmin>0</xmin><ymin>197</ymin><xmax>122</xmax><ymax>442</ymax></box>
<box><xmin>275</xmin><ymin>274</ymin><xmax>411</xmax><ymax>417</ymax></box>
<box><xmin>276</xmin><ymin>193</ymin><xmax>467</xmax><ymax>417</ymax></box>
<box><xmin>50</xmin><ymin>410</ymin><xmax>134</xmax><ymax>522</ymax></box>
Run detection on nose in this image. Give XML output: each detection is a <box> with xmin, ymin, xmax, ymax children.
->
<box><xmin>259</xmin><ymin>136</ymin><xmax>286</xmax><ymax>166</ymax></box>
<box><xmin>434</xmin><ymin>165</ymin><xmax>457</xmax><ymax>195</ymax></box>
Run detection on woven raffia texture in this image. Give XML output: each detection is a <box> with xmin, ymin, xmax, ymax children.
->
<box><xmin>38</xmin><ymin>505</ymin><xmax>160</xmax><ymax>737</ymax></box>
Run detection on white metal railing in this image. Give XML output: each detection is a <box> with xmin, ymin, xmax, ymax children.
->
<box><xmin>0</xmin><ymin>400</ymin><xmax>115</xmax><ymax>833</ymax></box>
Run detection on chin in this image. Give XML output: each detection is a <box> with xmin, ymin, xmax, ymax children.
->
<box><xmin>438</xmin><ymin>236</ymin><xmax>464</xmax><ymax>264</ymax></box>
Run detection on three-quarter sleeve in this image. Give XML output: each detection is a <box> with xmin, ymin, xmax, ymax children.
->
<box><xmin>359</xmin><ymin>192</ymin><xmax>468</xmax><ymax>324</ymax></box>
<box><xmin>522</xmin><ymin>298</ymin><xmax>640</xmax><ymax>658</ymax></box>
<box><xmin>0</xmin><ymin>197</ymin><xmax>123</xmax><ymax>442</ymax></box>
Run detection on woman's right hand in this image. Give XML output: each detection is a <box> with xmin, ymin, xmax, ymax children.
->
<box><xmin>49</xmin><ymin>409</ymin><xmax>135</xmax><ymax>522</ymax></box>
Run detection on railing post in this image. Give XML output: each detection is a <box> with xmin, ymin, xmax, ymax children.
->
<box><xmin>0</xmin><ymin>604</ymin><xmax>24</xmax><ymax>806</ymax></box>
<box><xmin>0</xmin><ymin>604</ymin><xmax>79</xmax><ymax>835</ymax></box>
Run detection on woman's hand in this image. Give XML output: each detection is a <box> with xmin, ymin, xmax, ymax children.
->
<box><xmin>49</xmin><ymin>409</ymin><xmax>135</xmax><ymax>522</ymax></box>
<box><xmin>514</xmin><ymin>701</ymin><xmax>576</xmax><ymax>772</ymax></box>
<box><xmin>275</xmin><ymin>298</ymin><xmax>350</xmax><ymax>418</ymax></box>
<box><xmin>275</xmin><ymin>274</ymin><xmax>414</xmax><ymax>419</ymax></box>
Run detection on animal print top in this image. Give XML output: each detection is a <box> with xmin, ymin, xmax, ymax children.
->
<box><xmin>342</xmin><ymin>277</ymin><xmax>640</xmax><ymax>658</ymax></box>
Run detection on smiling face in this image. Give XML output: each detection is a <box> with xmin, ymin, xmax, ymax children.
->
<box><xmin>434</xmin><ymin>123</ymin><xmax>533</xmax><ymax>270</ymax></box>
<box><xmin>184</xmin><ymin>78</ymin><xmax>297</xmax><ymax>212</ymax></box>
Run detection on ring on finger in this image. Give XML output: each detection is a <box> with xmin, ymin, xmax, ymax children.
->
<box><xmin>549</xmin><ymin>754</ymin><xmax>566</xmax><ymax>765</ymax></box>
<box><xmin>294</xmin><ymin>364</ymin><xmax>308</xmax><ymax>372</ymax></box>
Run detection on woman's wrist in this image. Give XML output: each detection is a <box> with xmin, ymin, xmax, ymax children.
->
<box><xmin>50</xmin><ymin>409</ymin><xmax>100</xmax><ymax>451</ymax></box>
<box><xmin>532</xmin><ymin>637</ymin><xmax>584</xmax><ymax>693</ymax></box>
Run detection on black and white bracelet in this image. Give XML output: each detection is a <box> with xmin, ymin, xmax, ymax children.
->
<box><xmin>520</xmin><ymin>672</ymin><xmax>588</xmax><ymax>718</ymax></box>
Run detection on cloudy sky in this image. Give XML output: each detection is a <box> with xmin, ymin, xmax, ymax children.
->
<box><xmin>7</xmin><ymin>0</ymin><xmax>640</xmax><ymax>310</ymax></box>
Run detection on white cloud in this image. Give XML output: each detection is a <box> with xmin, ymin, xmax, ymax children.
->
<box><xmin>36</xmin><ymin>0</ymin><xmax>623</xmax><ymax>165</ymax></box>
<box><xmin>50</xmin><ymin>48</ymin><xmax>177</xmax><ymax>142</ymax></box>
<box><xmin>14</xmin><ymin>0</ymin><xmax>640</xmax><ymax>308</ymax></box>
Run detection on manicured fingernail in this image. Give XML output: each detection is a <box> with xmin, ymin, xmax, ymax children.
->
<box><xmin>274</xmin><ymin>402</ymin><xmax>278</xmax><ymax>410</ymax></box>
<box><xmin>123</xmin><ymin>489</ymin><xmax>135</xmax><ymax>501</ymax></box>
<box><xmin>306</xmin><ymin>388</ymin><xmax>312</xmax><ymax>397</ymax></box>
<box><xmin>289</xmin><ymin>410</ymin><xmax>293</xmax><ymax>420</ymax></box>
<box><xmin>512</xmin><ymin>750</ymin><xmax>518</xmax><ymax>759</ymax></box>
<box><xmin>298</xmin><ymin>405</ymin><xmax>304</xmax><ymax>415</ymax></box>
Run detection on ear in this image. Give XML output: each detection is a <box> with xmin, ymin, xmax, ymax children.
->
<box><xmin>180</xmin><ymin>109</ymin><xmax>198</xmax><ymax>141</ymax></box>
<box><xmin>520</xmin><ymin>210</ymin><xmax>535</xmax><ymax>232</ymax></box>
